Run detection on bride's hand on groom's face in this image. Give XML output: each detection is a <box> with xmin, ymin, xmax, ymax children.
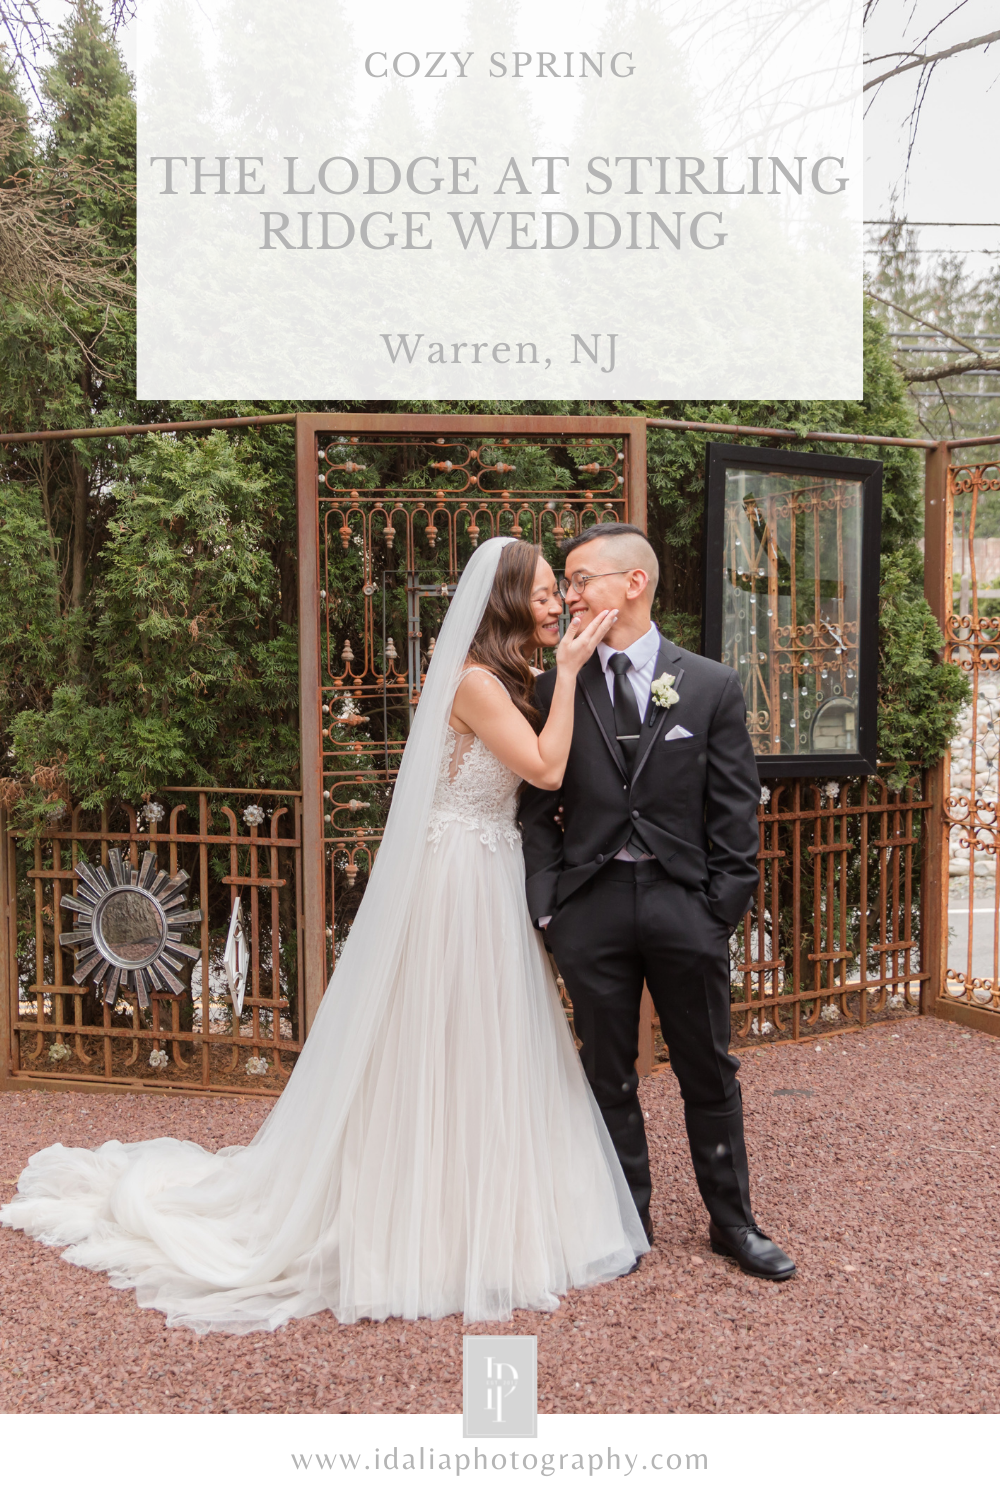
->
<box><xmin>555</xmin><ymin>609</ymin><xmax>618</xmax><ymax>676</ymax></box>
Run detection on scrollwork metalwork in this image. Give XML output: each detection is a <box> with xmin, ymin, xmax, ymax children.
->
<box><xmin>314</xmin><ymin>426</ymin><xmax>634</xmax><ymax>985</ymax></box>
<box><xmin>942</xmin><ymin>462</ymin><xmax>1000</xmax><ymax>1011</ymax></box>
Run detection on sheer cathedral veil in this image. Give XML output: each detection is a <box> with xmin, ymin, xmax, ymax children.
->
<box><xmin>277</xmin><ymin>535</ymin><xmax>519</xmax><ymax>1146</ymax></box>
<box><xmin>2</xmin><ymin>535</ymin><xmax>524</xmax><ymax>1332</ymax></box>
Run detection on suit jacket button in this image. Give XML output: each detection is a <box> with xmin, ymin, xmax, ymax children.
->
<box><xmin>632</xmin><ymin>810</ymin><xmax>640</xmax><ymax>819</ymax></box>
<box><xmin>596</xmin><ymin>853</ymin><xmax>604</xmax><ymax>863</ymax></box>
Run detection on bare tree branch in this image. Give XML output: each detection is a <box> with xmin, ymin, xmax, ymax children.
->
<box><xmin>0</xmin><ymin>1</ymin><xmax>50</xmax><ymax>103</ymax></box>
<box><xmin>864</xmin><ymin>27</ymin><xmax>1000</xmax><ymax>89</ymax></box>
<box><xmin>106</xmin><ymin>0</ymin><xmax>135</xmax><ymax>30</ymax></box>
<box><xmin>866</xmin><ymin>291</ymin><xmax>986</xmax><ymax>356</ymax></box>
<box><xmin>934</xmin><ymin>377</ymin><xmax>959</xmax><ymax>439</ymax></box>
<box><xmin>897</xmin><ymin>353</ymin><xmax>1000</xmax><ymax>383</ymax></box>
<box><xmin>0</xmin><ymin>0</ymin><xmax>132</xmax><ymax>100</ymax></box>
<box><xmin>903</xmin><ymin>58</ymin><xmax>938</xmax><ymax>176</ymax></box>
<box><xmin>0</xmin><ymin>120</ymin><xmax>133</xmax><ymax>313</ymax></box>
<box><xmin>867</xmin><ymin>0</ymin><xmax>978</xmax><ymax>64</ymax></box>
<box><xmin>867</xmin><ymin>290</ymin><xmax>1000</xmax><ymax>384</ymax></box>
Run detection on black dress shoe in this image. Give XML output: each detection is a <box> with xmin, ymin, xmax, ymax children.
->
<box><xmin>709</xmin><ymin>1222</ymin><xmax>795</xmax><ymax>1281</ymax></box>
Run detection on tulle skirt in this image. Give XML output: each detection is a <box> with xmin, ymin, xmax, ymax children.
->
<box><xmin>1</xmin><ymin>825</ymin><xmax>645</xmax><ymax>1331</ymax></box>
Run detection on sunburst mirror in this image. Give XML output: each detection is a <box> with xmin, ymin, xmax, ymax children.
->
<box><xmin>59</xmin><ymin>851</ymin><xmax>201</xmax><ymax>1008</ymax></box>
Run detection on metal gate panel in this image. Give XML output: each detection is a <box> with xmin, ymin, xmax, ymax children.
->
<box><xmin>936</xmin><ymin>458</ymin><xmax>1000</xmax><ymax>1022</ymax></box>
<box><xmin>3</xmin><ymin>792</ymin><xmax>304</xmax><ymax>1094</ymax></box>
<box><xmin>295</xmin><ymin>413</ymin><xmax>647</xmax><ymax>1030</ymax></box>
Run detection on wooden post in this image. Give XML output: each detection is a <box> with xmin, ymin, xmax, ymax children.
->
<box><xmin>626</xmin><ymin>418</ymin><xmax>647</xmax><ymax>533</ymax></box>
<box><xmin>923</xmin><ymin>442</ymin><xmax>950</xmax><ymax>630</ymax></box>
<box><xmin>921</xmin><ymin>442</ymin><xmax>950</xmax><ymax>1015</ymax></box>
<box><xmin>296</xmin><ymin>415</ymin><xmax>326</xmax><ymax>1035</ymax></box>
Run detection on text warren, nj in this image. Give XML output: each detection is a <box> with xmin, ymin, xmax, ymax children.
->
<box><xmin>379</xmin><ymin>334</ymin><xmax>619</xmax><ymax>372</ymax></box>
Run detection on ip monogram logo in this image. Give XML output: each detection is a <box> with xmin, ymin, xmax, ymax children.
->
<box><xmin>463</xmin><ymin>1335</ymin><xmax>537</xmax><ymax>1439</ymax></box>
<box><xmin>485</xmin><ymin>1355</ymin><xmax>518</xmax><ymax>1423</ymax></box>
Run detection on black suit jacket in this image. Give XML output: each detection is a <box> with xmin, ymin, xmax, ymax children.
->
<box><xmin>518</xmin><ymin>633</ymin><xmax>761</xmax><ymax>932</ymax></box>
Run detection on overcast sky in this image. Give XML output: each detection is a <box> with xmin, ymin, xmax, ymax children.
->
<box><xmin>863</xmin><ymin>0</ymin><xmax>1000</xmax><ymax>273</ymax></box>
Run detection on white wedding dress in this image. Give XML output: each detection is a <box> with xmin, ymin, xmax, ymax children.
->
<box><xmin>1</xmin><ymin>541</ymin><xmax>646</xmax><ymax>1332</ymax></box>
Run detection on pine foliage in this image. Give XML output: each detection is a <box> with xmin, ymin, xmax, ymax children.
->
<box><xmin>0</xmin><ymin>12</ymin><xmax>969</xmax><ymax>816</ymax></box>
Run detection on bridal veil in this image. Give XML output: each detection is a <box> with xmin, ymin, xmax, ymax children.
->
<box><xmin>2</xmin><ymin>537</ymin><xmax>645</xmax><ymax>1329</ymax></box>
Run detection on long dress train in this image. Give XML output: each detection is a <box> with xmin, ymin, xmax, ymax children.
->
<box><xmin>0</xmin><ymin>668</ymin><xmax>646</xmax><ymax>1330</ymax></box>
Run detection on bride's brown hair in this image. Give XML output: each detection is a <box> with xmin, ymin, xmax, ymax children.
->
<box><xmin>469</xmin><ymin>539</ymin><xmax>543</xmax><ymax>727</ymax></box>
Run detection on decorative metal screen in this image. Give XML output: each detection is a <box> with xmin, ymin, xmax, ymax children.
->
<box><xmin>0</xmin><ymin>792</ymin><xmax>303</xmax><ymax>1095</ymax></box>
<box><xmin>730</xmin><ymin>773</ymin><xmax>928</xmax><ymax>1050</ymax></box>
<box><xmin>294</xmin><ymin>415</ymin><xmax>647</xmax><ymax>1013</ymax></box>
<box><xmin>939</xmin><ymin>459</ymin><xmax>1000</xmax><ymax>1016</ymax></box>
<box><xmin>0</xmin><ymin>416</ymin><xmax>950</xmax><ymax>1101</ymax></box>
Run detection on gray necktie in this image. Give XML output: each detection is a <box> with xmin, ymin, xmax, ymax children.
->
<box><xmin>609</xmin><ymin>653</ymin><xmax>651</xmax><ymax>858</ymax></box>
<box><xmin>609</xmin><ymin>652</ymin><xmax>642</xmax><ymax>772</ymax></box>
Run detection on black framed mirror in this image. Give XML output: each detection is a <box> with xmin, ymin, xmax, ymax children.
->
<box><xmin>702</xmin><ymin>444</ymin><xmax>882</xmax><ymax>778</ymax></box>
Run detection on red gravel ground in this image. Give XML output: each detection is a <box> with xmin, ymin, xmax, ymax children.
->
<box><xmin>1</xmin><ymin>1013</ymin><xmax>997</xmax><ymax>1415</ymax></box>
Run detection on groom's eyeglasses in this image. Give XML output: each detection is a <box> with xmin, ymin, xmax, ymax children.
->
<box><xmin>557</xmin><ymin>569</ymin><xmax>631</xmax><ymax>600</ymax></box>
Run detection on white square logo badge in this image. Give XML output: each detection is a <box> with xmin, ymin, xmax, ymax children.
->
<box><xmin>463</xmin><ymin>1335</ymin><xmax>537</xmax><ymax>1439</ymax></box>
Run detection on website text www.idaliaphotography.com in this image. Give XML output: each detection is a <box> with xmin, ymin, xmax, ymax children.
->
<box><xmin>290</xmin><ymin>1445</ymin><xmax>706</xmax><ymax>1477</ymax></box>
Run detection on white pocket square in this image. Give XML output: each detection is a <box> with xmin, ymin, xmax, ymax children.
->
<box><xmin>664</xmin><ymin>725</ymin><xmax>693</xmax><ymax>741</ymax></box>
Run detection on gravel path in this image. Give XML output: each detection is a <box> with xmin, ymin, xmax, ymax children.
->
<box><xmin>2</xmin><ymin>1015</ymin><xmax>998</xmax><ymax>1414</ymax></box>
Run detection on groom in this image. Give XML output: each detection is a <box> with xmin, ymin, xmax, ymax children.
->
<box><xmin>519</xmin><ymin>522</ymin><xmax>795</xmax><ymax>1280</ymax></box>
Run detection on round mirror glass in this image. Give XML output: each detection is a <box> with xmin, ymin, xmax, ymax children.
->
<box><xmin>94</xmin><ymin>888</ymin><xmax>167</xmax><ymax>968</ymax></box>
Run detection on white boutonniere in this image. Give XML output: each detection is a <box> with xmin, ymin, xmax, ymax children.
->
<box><xmin>651</xmin><ymin>672</ymin><xmax>680</xmax><ymax>709</ymax></box>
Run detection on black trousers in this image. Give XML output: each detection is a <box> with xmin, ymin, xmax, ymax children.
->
<box><xmin>547</xmin><ymin>860</ymin><xmax>754</xmax><ymax>1229</ymax></box>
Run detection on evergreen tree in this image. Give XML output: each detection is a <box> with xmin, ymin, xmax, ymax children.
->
<box><xmin>42</xmin><ymin>0</ymin><xmax>131</xmax><ymax>156</ymax></box>
<box><xmin>0</xmin><ymin>9</ymin><xmax>968</xmax><ymax>815</ymax></box>
<box><xmin>0</xmin><ymin>47</ymin><xmax>31</xmax><ymax>150</ymax></box>
<box><xmin>0</xmin><ymin>0</ymin><xmax>136</xmax><ymax>749</ymax></box>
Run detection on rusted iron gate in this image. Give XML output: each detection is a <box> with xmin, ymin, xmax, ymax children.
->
<box><xmin>922</xmin><ymin>446</ymin><xmax>1000</xmax><ymax>1035</ymax></box>
<box><xmin>294</xmin><ymin>413</ymin><xmax>646</xmax><ymax>1028</ymax></box>
<box><xmin>297</xmin><ymin>413</ymin><xmax>934</xmax><ymax>1066</ymax></box>
<box><xmin>2</xmin><ymin>413</ymin><xmax>999</xmax><ymax>1098</ymax></box>
<box><xmin>0</xmin><ymin>791</ymin><xmax>303</xmax><ymax>1095</ymax></box>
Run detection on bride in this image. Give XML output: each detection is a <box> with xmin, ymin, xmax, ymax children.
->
<box><xmin>1</xmin><ymin>536</ymin><xmax>647</xmax><ymax>1331</ymax></box>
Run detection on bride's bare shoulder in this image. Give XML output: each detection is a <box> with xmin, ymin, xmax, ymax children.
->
<box><xmin>455</xmin><ymin>664</ymin><xmax>510</xmax><ymax>700</ymax></box>
<box><xmin>451</xmin><ymin>663</ymin><xmax>511</xmax><ymax>732</ymax></box>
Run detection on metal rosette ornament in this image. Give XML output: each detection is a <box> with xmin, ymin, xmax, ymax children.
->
<box><xmin>58</xmin><ymin>850</ymin><xmax>201</xmax><ymax>1008</ymax></box>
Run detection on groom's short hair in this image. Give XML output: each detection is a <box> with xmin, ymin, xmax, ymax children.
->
<box><xmin>562</xmin><ymin>522</ymin><xmax>660</xmax><ymax>592</ymax></box>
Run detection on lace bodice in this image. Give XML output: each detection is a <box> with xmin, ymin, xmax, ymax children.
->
<box><xmin>427</xmin><ymin>669</ymin><xmax>523</xmax><ymax>853</ymax></box>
